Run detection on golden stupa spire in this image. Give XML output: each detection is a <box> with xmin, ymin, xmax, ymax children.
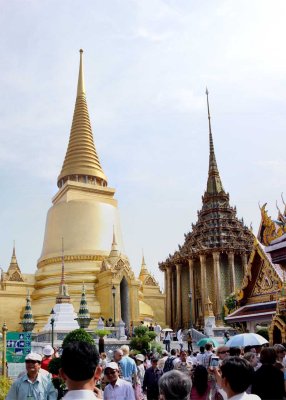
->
<box><xmin>109</xmin><ymin>227</ymin><xmax>120</xmax><ymax>258</ymax></box>
<box><xmin>141</xmin><ymin>252</ymin><xmax>148</xmax><ymax>272</ymax></box>
<box><xmin>7</xmin><ymin>241</ymin><xmax>21</xmax><ymax>274</ymax></box>
<box><xmin>205</xmin><ymin>88</ymin><xmax>224</xmax><ymax>195</ymax></box>
<box><xmin>57</xmin><ymin>49</ymin><xmax>107</xmax><ymax>188</ymax></box>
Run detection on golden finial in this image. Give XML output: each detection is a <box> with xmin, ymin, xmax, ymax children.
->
<box><xmin>77</xmin><ymin>48</ymin><xmax>85</xmax><ymax>96</ymax></box>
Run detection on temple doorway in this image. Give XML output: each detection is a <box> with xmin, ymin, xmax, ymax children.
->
<box><xmin>120</xmin><ymin>277</ymin><xmax>130</xmax><ymax>327</ymax></box>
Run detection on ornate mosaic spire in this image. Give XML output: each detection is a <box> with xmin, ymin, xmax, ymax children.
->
<box><xmin>57</xmin><ymin>49</ymin><xmax>107</xmax><ymax>188</ymax></box>
<box><xmin>205</xmin><ymin>88</ymin><xmax>224</xmax><ymax>195</ymax></box>
<box><xmin>20</xmin><ymin>290</ymin><xmax>36</xmax><ymax>332</ymax></box>
<box><xmin>75</xmin><ymin>283</ymin><xmax>92</xmax><ymax>328</ymax></box>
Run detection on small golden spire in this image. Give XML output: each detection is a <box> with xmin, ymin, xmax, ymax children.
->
<box><xmin>109</xmin><ymin>228</ymin><xmax>120</xmax><ymax>257</ymax></box>
<box><xmin>141</xmin><ymin>253</ymin><xmax>147</xmax><ymax>271</ymax></box>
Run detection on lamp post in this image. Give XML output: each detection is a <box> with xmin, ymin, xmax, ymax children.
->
<box><xmin>2</xmin><ymin>322</ymin><xmax>8</xmax><ymax>377</ymax></box>
<box><xmin>188</xmin><ymin>291</ymin><xmax>193</xmax><ymax>329</ymax></box>
<box><xmin>111</xmin><ymin>285</ymin><xmax>116</xmax><ymax>326</ymax></box>
<box><xmin>50</xmin><ymin>309</ymin><xmax>55</xmax><ymax>348</ymax></box>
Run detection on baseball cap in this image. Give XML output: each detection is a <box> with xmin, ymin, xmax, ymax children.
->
<box><xmin>25</xmin><ymin>352</ymin><xmax>42</xmax><ymax>362</ymax></box>
<box><xmin>105</xmin><ymin>362</ymin><xmax>119</xmax><ymax>371</ymax></box>
<box><xmin>135</xmin><ymin>354</ymin><xmax>145</xmax><ymax>362</ymax></box>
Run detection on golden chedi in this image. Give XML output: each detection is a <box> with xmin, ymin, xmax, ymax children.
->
<box><xmin>31</xmin><ymin>50</ymin><xmax>165</xmax><ymax>330</ymax></box>
<box><xmin>0</xmin><ymin>50</ymin><xmax>165</xmax><ymax>331</ymax></box>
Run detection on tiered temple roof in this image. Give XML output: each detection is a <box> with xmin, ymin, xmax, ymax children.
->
<box><xmin>159</xmin><ymin>90</ymin><xmax>253</xmax><ymax>269</ymax></box>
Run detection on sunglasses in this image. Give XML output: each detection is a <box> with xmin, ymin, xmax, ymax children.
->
<box><xmin>25</xmin><ymin>360</ymin><xmax>39</xmax><ymax>364</ymax></box>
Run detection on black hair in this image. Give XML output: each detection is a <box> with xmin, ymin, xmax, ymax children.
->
<box><xmin>192</xmin><ymin>365</ymin><xmax>208</xmax><ymax>396</ymax></box>
<box><xmin>229</xmin><ymin>347</ymin><xmax>241</xmax><ymax>357</ymax></box>
<box><xmin>220</xmin><ymin>356</ymin><xmax>254</xmax><ymax>394</ymax></box>
<box><xmin>260</xmin><ymin>347</ymin><xmax>277</xmax><ymax>365</ymax></box>
<box><xmin>61</xmin><ymin>341</ymin><xmax>99</xmax><ymax>381</ymax></box>
<box><xmin>171</xmin><ymin>348</ymin><xmax>177</xmax><ymax>356</ymax></box>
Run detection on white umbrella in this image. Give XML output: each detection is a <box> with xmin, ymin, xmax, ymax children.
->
<box><xmin>162</xmin><ymin>328</ymin><xmax>173</xmax><ymax>332</ymax></box>
<box><xmin>226</xmin><ymin>333</ymin><xmax>268</xmax><ymax>347</ymax></box>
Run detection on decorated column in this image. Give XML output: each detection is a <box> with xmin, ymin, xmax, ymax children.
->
<box><xmin>213</xmin><ymin>252</ymin><xmax>222</xmax><ymax>321</ymax></box>
<box><xmin>228</xmin><ymin>252</ymin><xmax>236</xmax><ymax>292</ymax></box>
<box><xmin>175</xmin><ymin>264</ymin><xmax>182</xmax><ymax>327</ymax></box>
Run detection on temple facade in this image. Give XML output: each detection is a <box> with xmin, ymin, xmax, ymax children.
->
<box><xmin>225</xmin><ymin>201</ymin><xmax>286</xmax><ymax>342</ymax></box>
<box><xmin>0</xmin><ymin>50</ymin><xmax>165</xmax><ymax>331</ymax></box>
<box><xmin>159</xmin><ymin>90</ymin><xmax>254</xmax><ymax>330</ymax></box>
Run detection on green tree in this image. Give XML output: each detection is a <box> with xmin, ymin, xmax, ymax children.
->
<box><xmin>0</xmin><ymin>376</ymin><xmax>12</xmax><ymax>400</ymax></box>
<box><xmin>130</xmin><ymin>325</ymin><xmax>159</xmax><ymax>353</ymax></box>
<box><xmin>256</xmin><ymin>328</ymin><xmax>269</xmax><ymax>341</ymax></box>
<box><xmin>94</xmin><ymin>329</ymin><xmax>111</xmax><ymax>353</ymax></box>
<box><xmin>62</xmin><ymin>328</ymin><xmax>94</xmax><ymax>348</ymax></box>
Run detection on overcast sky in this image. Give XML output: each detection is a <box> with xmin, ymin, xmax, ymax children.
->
<box><xmin>0</xmin><ymin>0</ymin><xmax>286</xmax><ymax>288</ymax></box>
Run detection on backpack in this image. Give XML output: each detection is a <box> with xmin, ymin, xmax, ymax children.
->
<box><xmin>163</xmin><ymin>356</ymin><xmax>175</xmax><ymax>373</ymax></box>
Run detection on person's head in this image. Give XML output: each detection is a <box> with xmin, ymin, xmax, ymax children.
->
<box><xmin>100</xmin><ymin>352</ymin><xmax>106</xmax><ymax>360</ymax></box>
<box><xmin>104</xmin><ymin>362</ymin><xmax>119</xmax><ymax>385</ymax></box>
<box><xmin>43</xmin><ymin>344</ymin><xmax>54</xmax><ymax>358</ymax></box>
<box><xmin>121</xmin><ymin>345</ymin><xmax>130</xmax><ymax>356</ymax></box>
<box><xmin>113</xmin><ymin>348</ymin><xmax>123</xmax><ymax>362</ymax></box>
<box><xmin>260</xmin><ymin>347</ymin><xmax>277</xmax><ymax>365</ymax></box>
<box><xmin>192</xmin><ymin>365</ymin><xmax>208</xmax><ymax>396</ymax></box>
<box><xmin>229</xmin><ymin>347</ymin><xmax>241</xmax><ymax>357</ymax></box>
<box><xmin>205</xmin><ymin>343</ymin><xmax>213</xmax><ymax>352</ymax></box>
<box><xmin>159</xmin><ymin>370</ymin><xmax>192</xmax><ymax>400</ymax></box>
<box><xmin>274</xmin><ymin>344</ymin><xmax>286</xmax><ymax>361</ymax></box>
<box><xmin>220</xmin><ymin>357</ymin><xmax>254</xmax><ymax>396</ymax></box>
<box><xmin>151</xmin><ymin>357</ymin><xmax>159</xmax><ymax>369</ymax></box>
<box><xmin>199</xmin><ymin>346</ymin><xmax>205</xmax><ymax>354</ymax></box>
<box><xmin>135</xmin><ymin>354</ymin><xmax>145</xmax><ymax>365</ymax></box>
<box><xmin>60</xmin><ymin>341</ymin><xmax>99</xmax><ymax>390</ymax></box>
<box><xmin>25</xmin><ymin>353</ymin><xmax>42</xmax><ymax>376</ymax></box>
<box><xmin>243</xmin><ymin>352</ymin><xmax>258</xmax><ymax>368</ymax></box>
<box><xmin>162</xmin><ymin>350</ymin><xmax>169</xmax><ymax>357</ymax></box>
<box><xmin>171</xmin><ymin>349</ymin><xmax>177</xmax><ymax>356</ymax></box>
<box><xmin>180</xmin><ymin>351</ymin><xmax>187</xmax><ymax>362</ymax></box>
<box><xmin>216</xmin><ymin>346</ymin><xmax>230</xmax><ymax>360</ymax></box>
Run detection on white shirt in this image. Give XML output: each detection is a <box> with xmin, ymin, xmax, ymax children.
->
<box><xmin>196</xmin><ymin>352</ymin><xmax>204</xmax><ymax>365</ymax></box>
<box><xmin>64</xmin><ymin>389</ymin><xmax>98</xmax><ymax>399</ymax></box>
<box><xmin>177</xmin><ymin>329</ymin><xmax>183</xmax><ymax>343</ymax></box>
<box><xmin>103</xmin><ymin>378</ymin><xmax>135</xmax><ymax>400</ymax></box>
<box><xmin>228</xmin><ymin>392</ymin><xmax>261</xmax><ymax>400</ymax></box>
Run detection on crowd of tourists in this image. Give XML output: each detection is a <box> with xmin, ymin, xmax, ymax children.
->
<box><xmin>5</xmin><ymin>340</ymin><xmax>286</xmax><ymax>400</ymax></box>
